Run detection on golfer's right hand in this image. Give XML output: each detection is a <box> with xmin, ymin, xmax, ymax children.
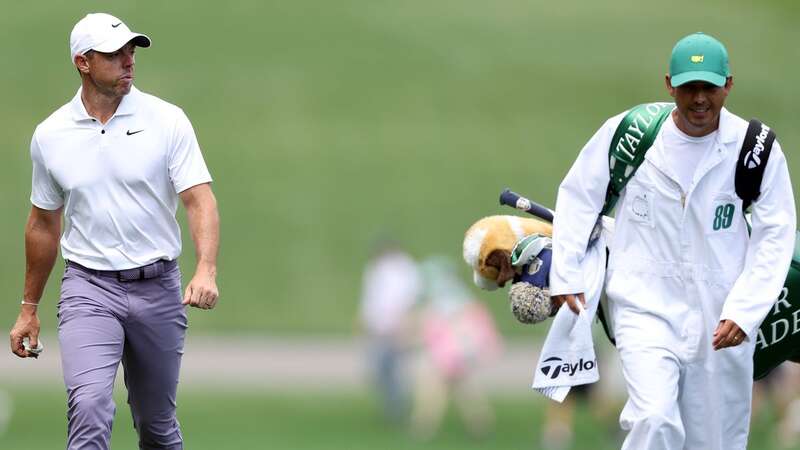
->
<box><xmin>10</xmin><ymin>306</ymin><xmax>41</xmax><ymax>358</ymax></box>
<box><xmin>551</xmin><ymin>293</ymin><xmax>586</xmax><ymax>315</ymax></box>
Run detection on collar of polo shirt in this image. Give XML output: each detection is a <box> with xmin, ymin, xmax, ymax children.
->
<box><xmin>70</xmin><ymin>86</ymin><xmax>141</xmax><ymax>122</ymax></box>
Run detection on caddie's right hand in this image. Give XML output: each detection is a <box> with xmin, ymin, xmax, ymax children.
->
<box><xmin>551</xmin><ymin>293</ymin><xmax>586</xmax><ymax>315</ymax></box>
<box><xmin>10</xmin><ymin>305</ymin><xmax>41</xmax><ymax>358</ymax></box>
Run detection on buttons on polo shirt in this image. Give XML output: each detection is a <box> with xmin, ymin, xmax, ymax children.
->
<box><xmin>98</xmin><ymin>126</ymin><xmax>109</xmax><ymax>150</ymax></box>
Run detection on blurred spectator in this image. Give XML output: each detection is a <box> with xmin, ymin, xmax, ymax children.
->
<box><xmin>0</xmin><ymin>390</ymin><xmax>11</xmax><ymax>436</ymax></box>
<box><xmin>540</xmin><ymin>386</ymin><xmax>589</xmax><ymax>450</ymax></box>
<box><xmin>753</xmin><ymin>363</ymin><xmax>800</xmax><ymax>448</ymax></box>
<box><xmin>358</xmin><ymin>240</ymin><xmax>421</xmax><ymax>425</ymax></box>
<box><xmin>410</xmin><ymin>256</ymin><xmax>502</xmax><ymax>440</ymax></box>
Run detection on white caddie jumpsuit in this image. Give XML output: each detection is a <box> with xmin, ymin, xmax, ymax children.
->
<box><xmin>550</xmin><ymin>107</ymin><xmax>796</xmax><ymax>450</ymax></box>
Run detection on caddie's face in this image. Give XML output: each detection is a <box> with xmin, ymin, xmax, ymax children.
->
<box><xmin>666</xmin><ymin>76</ymin><xmax>733</xmax><ymax>137</ymax></box>
<box><xmin>76</xmin><ymin>41</ymin><xmax>137</xmax><ymax>97</ymax></box>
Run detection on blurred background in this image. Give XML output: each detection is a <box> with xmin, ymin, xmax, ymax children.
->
<box><xmin>2</xmin><ymin>0</ymin><xmax>800</xmax><ymax>448</ymax></box>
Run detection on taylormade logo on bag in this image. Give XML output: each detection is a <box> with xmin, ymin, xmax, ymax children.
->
<box><xmin>613</xmin><ymin>103</ymin><xmax>672</xmax><ymax>164</ymax></box>
<box><xmin>744</xmin><ymin>123</ymin><xmax>771</xmax><ymax>169</ymax></box>
<box><xmin>755</xmin><ymin>288</ymin><xmax>800</xmax><ymax>350</ymax></box>
<box><xmin>540</xmin><ymin>356</ymin><xmax>596</xmax><ymax>379</ymax></box>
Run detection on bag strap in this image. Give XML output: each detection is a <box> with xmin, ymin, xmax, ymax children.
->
<box><xmin>596</xmin><ymin>103</ymin><xmax>671</xmax><ymax>346</ymax></box>
<box><xmin>735</xmin><ymin>119</ymin><xmax>776</xmax><ymax>211</ymax></box>
<box><xmin>602</xmin><ymin>103</ymin><xmax>674</xmax><ymax>216</ymax></box>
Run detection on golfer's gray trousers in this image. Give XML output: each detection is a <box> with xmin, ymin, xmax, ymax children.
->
<box><xmin>58</xmin><ymin>261</ymin><xmax>187</xmax><ymax>450</ymax></box>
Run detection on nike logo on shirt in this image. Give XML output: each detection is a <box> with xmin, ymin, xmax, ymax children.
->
<box><xmin>112</xmin><ymin>23</ymin><xmax>122</xmax><ymax>28</ymax></box>
<box><xmin>126</xmin><ymin>130</ymin><xmax>144</xmax><ymax>136</ymax></box>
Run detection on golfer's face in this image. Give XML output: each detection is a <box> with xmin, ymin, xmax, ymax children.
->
<box><xmin>86</xmin><ymin>41</ymin><xmax>136</xmax><ymax>96</ymax></box>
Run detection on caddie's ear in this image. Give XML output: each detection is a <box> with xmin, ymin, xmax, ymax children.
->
<box><xmin>723</xmin><ymin>76</ymin><xmax>734</xmax><ymax>94</ymax></box>
<box><xmin>665</xmin><ymin>74</ymin><xmax>676</xmax><ymax>98</ymax></box>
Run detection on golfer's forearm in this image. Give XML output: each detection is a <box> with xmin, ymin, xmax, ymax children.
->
<box><xmin>185</xmin><ymin>191</ymin><xmax>219</xmax><ymax>275</ymax></box>
<box><xmin>23</xmin><ymin>216</ymin><xmax>61</xmax><ymax>303</ymax></box>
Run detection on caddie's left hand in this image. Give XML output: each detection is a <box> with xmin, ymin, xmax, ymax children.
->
<box><xmin>182</xmin><ymin>267</ymin><xmax>219</xmax><ymax>310</ymax></box>
<box><xmin>712</xmin><ymin>319</ymin><xmax>746</xmax><ymax>350</ymax></box>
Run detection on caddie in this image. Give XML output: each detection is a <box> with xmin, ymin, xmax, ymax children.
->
<box><xmin>550</xmin><ymin>32</ymin><xmax>796</xmax><ymax>449</ymax></box>
<box><xmin>8</xmin><ymin>13</ymin><xmax>219</xmax><ymax>450</ymax></box>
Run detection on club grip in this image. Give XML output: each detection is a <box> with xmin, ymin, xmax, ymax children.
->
<box><xmin>499</xmin><ymin>189</ymin><xmax>554</xmax><ymax>223</ymax></box>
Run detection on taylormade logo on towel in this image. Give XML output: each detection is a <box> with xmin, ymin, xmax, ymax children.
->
<box><xmin>744</xmin><ymin>123</ymin><xmax>771</xmax><ymax>169</ymax></box>
<box><xmin>540</xmin><ymin>356</ymin><xmax>596</xmax><ymax>379</ymax></box>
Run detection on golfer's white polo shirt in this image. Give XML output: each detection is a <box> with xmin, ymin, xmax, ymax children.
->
<box><xmin>30</xmin><ymin>86</ymin><xmax>212</xmax><ymax>270</ymax></box>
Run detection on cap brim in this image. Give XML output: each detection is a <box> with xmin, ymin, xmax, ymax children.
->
<box><xmin>92</xmin><ymin>33</ymin><xmax>151</xmax><ymax>53</ymax></box>
<box><xmin>671</xmin><ymin>71</ymin><xmax>726</xmax><ymax>87</ymax></box>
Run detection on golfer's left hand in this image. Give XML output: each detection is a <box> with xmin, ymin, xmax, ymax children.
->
<box><xmin>182</xmin><ymin>269</ymin><xmax>219</xmax><ymax>310</ymax></box>
<box><xmin>712</xmin><ymin>319</ymin><xmax>745</xmax><ymax>350</ymax></box>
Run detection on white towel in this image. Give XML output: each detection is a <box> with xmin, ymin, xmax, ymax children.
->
<box><xmin>532</xmin><ymin>226</ymin><xmax>608</xmax><ymax>402</ymax></box>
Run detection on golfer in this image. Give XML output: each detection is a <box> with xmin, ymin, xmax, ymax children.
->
<box><xmin>9</xmin><ymin>13</ymin><xmax>219</xmax><ymax>449</ymax></box>
<box><xmin>550</xmin><ymin>33</ymin><xmax>795</xmax><ymax>449</ymax></box>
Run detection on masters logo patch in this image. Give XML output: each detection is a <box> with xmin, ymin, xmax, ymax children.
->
<box><xmin>691</xmin><ymin>55</ymin><xmax>704</xmax><ymax>63</ymax></box>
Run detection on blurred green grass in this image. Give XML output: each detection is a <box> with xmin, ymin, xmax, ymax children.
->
<box><xmin>2</xmin><ymin>0</ymin><xmax>800</xmax><ymax>334</ymax></box>
<box><xmin>0</xmin><ymin>389</ymin><xmax>599</xmax><ymax>450</ymax></box>
<box><xmin>0</xmin><ymin>388</ymin><xmax>794</xmax><ymax>449</ymax></box>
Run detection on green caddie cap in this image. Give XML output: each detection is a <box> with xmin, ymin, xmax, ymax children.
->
<box><xmin>669</xmin><ymin>32</ymin><xmax>730</xmax><ymax>87</ymax></box>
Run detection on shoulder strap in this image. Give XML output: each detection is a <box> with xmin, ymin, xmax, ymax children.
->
<box><xmin>602</xmin><ymin>103</ymin><xmax>673</xmax><ymax>216</ymax></box>
<box><xmin>596</xmin><ymin>104</ymin><xmax>671</xmax><ymax>347</ymax></box>
<box><xmin>735</xmin><ymin>119</ymin><xmax>776</xmax><ymax>211</ymax></box>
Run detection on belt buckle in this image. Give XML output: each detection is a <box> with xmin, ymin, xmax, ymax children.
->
<box><xmin>143</xmin><ymin>261</ymin><xmax>163</xmax><ymax>279</ymax></box>
<box><xmin>117</xmin><ymin>261</ymin><xmax>166</xmax><ymax>281</ymax></box>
